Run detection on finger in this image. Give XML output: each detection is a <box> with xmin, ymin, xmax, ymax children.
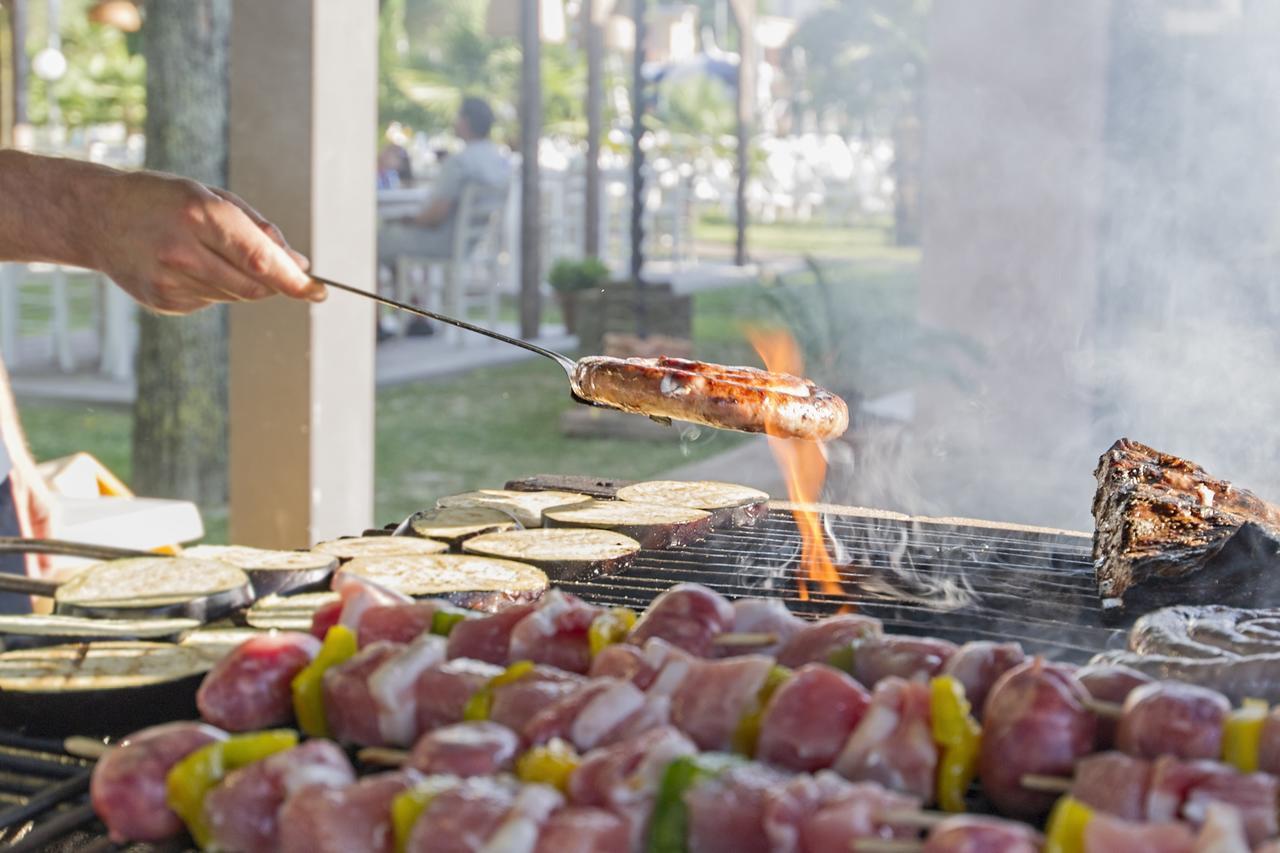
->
<box><xmin>180</xmin><ymin>246</ymin><xmax>276</xmax><ymax>303</ymax></box>
<box><xmin>198</xmin><ymin>200</ymin><xmax>325</xmax><ymax>302</ymax></box>
<box><xmin>143</xmin><ymin>269</ymin><xmax>244</xmax><ymax>315</ymax></box>
<box><xmin>210</xmin><ymin>188</ymin><xmax>312</xmax><ymax>273</ymax></box>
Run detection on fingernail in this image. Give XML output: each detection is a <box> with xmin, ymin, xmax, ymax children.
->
<box><xmin>308</xmin><ymin>283</ymin><xmax>328</xmax><ymax>302</ymax></box>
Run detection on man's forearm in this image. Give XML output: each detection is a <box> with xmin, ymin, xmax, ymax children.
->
<box><xmin>0</xmin><ymin>150</ymin><xmax>121</xmax><ymax>269</ymax></box>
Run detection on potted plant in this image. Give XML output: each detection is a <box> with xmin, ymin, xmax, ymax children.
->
<box><xmin>548</xmin><ymin>257</ymin><xmax>610</xmax><ymax>334</ymax></box>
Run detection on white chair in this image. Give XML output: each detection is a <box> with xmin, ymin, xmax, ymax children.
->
<box><xmin>392</xmin><ymin>182</ymin><xmax>510</xmax><ymax>345</ymax></box>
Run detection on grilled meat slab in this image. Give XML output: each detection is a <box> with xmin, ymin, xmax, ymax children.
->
<box><xmin>1092</xmin><ymin>438</ymin><xmax>1280</xmax><ymax>618</ymax></box>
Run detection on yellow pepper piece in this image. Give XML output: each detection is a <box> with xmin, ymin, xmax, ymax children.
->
<box><xmin>166</xmin><ymin>729</ymin><xmax>298</xmax><ymax>849</ymax></box>
<box><xmin>463</xmin><ymin>660</ymin><xmax>536</xmax><ymax>722</ymax></box>
<box><xmin>930</xmin><ymin>675</ymin><xmax>982</xmax><ymax>813</ymax></box>
<box><xmin>515</xmin><ymin>738</ymin><xmax>581</xmax><ymax>791</ymax></box>
<box><xmin>1044</xmin><ymin>795</ymin><xmax>1093</xmax><ymax>853</ymax></box>
<box><xmin>730</xmin><ymin>665</ymin><xmax>792</xmax><ymax>757</ymax></box>
<box><xmin>1223</xmin><ymin>698</ymin><xmax>1270</xmax><ymax>773</ymax></box>
<box><xmin>391</xmin><ymin>777</ymin><xmax>460</xmax><ymax>853</ymax></box>
<box><xmin>291</xmin><ymin>624</ymin><xmax>358</xmax><ymax>738</ymax></box>
<box><xmin>588</xmin><ymin>607</ymin><xmax>638</xmax><ymax>656</ymax></box>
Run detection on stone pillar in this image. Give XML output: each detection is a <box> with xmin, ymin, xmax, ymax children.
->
<box><xmin>227</xmin><ymin>0</ymin><xmax>377</xmax><ymax>547</ymax></box>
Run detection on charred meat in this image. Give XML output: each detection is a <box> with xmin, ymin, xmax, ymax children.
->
<box><xmin>1092</xmin><ymin>438</ymin><xmax>1280</xmax><ymax>618</ymax></box>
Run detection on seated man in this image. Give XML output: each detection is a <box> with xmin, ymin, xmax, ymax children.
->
<box><xmin>379</xmin><ymin>96</ymin><xmax>511</xmax><ymax>263</ymax></box>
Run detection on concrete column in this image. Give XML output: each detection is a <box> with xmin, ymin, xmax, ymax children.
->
<box><xmin>911</xmin><ymin>0</ymin><xmax>1111</xmax><ymax>529</ymax></box>
<box><xmin>227</xmin><ymin>0</ymin><xmax>377</xmax><ymax>547</ymax></box>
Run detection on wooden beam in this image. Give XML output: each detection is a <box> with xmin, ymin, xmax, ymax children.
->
<box><xmin>227</xmin><ymin>0</ymin><xmax>377</xmax><ymax>547</ymax></box>
<box><xmin>519</xmin><ymin>0</ymin><xmax>543</xmax><ymax>339</ymax></box>
<box><xmin>728</xmin><ymin>0</ymin><xmax>755</xmax><ymax>267</ymax></box>
<box><xmin>583</xmin><ymin>0</ymin><xmax>603</xmax><ymax>258</ymax></box>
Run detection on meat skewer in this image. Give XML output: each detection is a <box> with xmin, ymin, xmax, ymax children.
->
<box><xmin>1018</xmin><ymin>751</ymin><xmax>1279</xmax><ymax>846</ymax></box>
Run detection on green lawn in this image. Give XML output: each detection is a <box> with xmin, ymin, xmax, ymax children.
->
<box><xmin>18</xmin><ymin>221</ymin><xmax>925</xmax><ymax>544</ymax></box>
<box><xmin>695</xmin><ymin>214</ymin><xmax>921</xmax><ymax>265</ymax></box>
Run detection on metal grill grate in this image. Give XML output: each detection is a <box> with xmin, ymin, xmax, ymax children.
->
<box><xmin>0</xmin><ymin>732</ymin><xmax>106</xmax><ymax>853</ymax></box>
<box><xmin>559</xmin><ymin>507</ymin><xmax>1125</xmax><ymax>662</ymax></box>
<box><xmin>5</xmin><ymin>484</ymin><xmax>1125</xmax><ymax>849</ymax></box>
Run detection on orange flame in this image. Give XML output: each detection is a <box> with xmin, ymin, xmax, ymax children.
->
<box><xmin>748</xmin><ymin>328</ymin><xmax>844</xmax><ymax>601</ymax></box>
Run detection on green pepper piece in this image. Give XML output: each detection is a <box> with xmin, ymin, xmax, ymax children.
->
<box><xmin>648</xmin><ymin>753</ymin><xmax>745</xmax><ymax>853</ymax></box>
<box><xmin>166</xmin><ymin>729</ymin><xmax>298</xmax><ymax>849</ymax></box>
<box><xmin>826</xmin><ymin>643</ymin><xmax>856</xmax><ymax>675</ymax></box>
<box><xmin>291</xmin><ymin>624</ymin><xmax>358</xmax><ymax>737</ymax></box>
<box><xmin>430</xmin><ymin>609</ymin><xmax>469</xmax><ymax>637</ymax></box>
<box><xmin>730</xmin><ymin>664</ymin><xmax>792</xmax><ymax>757</ymax></box>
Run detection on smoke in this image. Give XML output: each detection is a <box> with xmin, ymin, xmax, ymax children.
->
<box><xmin>819</xmin><ymin>0</ymin><xmax>1280</xmax><ymax>532</ymax></box>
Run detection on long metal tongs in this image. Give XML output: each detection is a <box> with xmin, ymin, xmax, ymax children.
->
<box><xmin>312</xmin><ymin>276</ymin><xmax>641</xmax><ymax>415</ymax></box>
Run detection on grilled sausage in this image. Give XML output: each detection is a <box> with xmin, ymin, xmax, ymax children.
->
<box><xmin>571</xmin><ymin>356</ymin><xmax>849</xmax><ymax>441</ymax></box>
<box><xmin>979</xmin><ymin>659</ymin><xmax>1097</xmax><ymax>818</ymax></box>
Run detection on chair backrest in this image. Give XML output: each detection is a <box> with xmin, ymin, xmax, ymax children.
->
<box><xmin>451</xmin><ymin>182</ymin><xmax>509</xmax><ymax>263</ymax></box>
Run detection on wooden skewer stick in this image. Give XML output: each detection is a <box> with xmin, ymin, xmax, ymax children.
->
<box><xmin>879</xmin><ymin>809</ymin><xmax>948</xmax><ymax>829</ymax></box>
<box><xmin>849</xmin><ymin>839</ymin><xmax>923</xmax><ymax>853</ymax></box>
<box><xmin>1021</xmin><ymin>773</ymin><xmax>1074</xmax><ymax>793</ymax></box>
<box><xmin>357</xmin><ymin>746</ymin><xmax>411</xmax><ymax>767</ymax></box>
<box><xmin>710</xmin><ymin>632</ymin><xmax>780</xmax><ymax>648</ymax></box>
<box><xmin>1082</xmin><ymin>697</ymin><xmax>1123</xmax><ymax>718</ymax></box>
<box><xmin>63</xmin><ymin>736</ymin><xmax>111</xmax><ymax>760</ymax></box>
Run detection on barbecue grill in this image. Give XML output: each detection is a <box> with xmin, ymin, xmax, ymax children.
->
<box><xmin>0</xmin><ymin>476</ymin><xmax>1128</xmax><ymax>850</ymax></box>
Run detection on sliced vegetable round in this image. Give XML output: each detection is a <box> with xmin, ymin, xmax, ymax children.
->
<box><xmin>179</xmin><ymin>627</ymin><xmax>268</xmax><ymax>661</ymax></box>
<box><xmin>245</xmin><ymin>592</ymin><xmax>339</xmax><ymax>632</ymax></box>
<box><xmin>184</xmin><ymin>545</ymin><xmax>337</xmax><ymax>597</ymax></box>
<box><xmin>462</xmin><ymin>528</ymin><xmax>640</xmax><ymax>580</ymax></box>
<box><xmin>311</xmin><ymin>536</ymin><xmax>448</xmax><ymax>562</ymax></box>
<box><xmin>0</xmin><ymin>641</ymin><xmax>214</xmax><ymax>735</ymax></box>
<box><xmin>615</xmin><ymin>480</ymin><xmax>769</xmax><ymax>527</ymax></box>
<box><xmin>53</xmin><ymin>557</ymin><xmax>253</xmax><ymax>621</ymax></box>
<box><xmin>0</xmin><ymin>614</ymin><xmax>199</xmax><ymax>650</ymax></box>
<box><xmin>436</xmin><ymin>489</ymin><xmax>591</xmax><ymax>528</ymax></box>
<box><xmin>407</xmin><ymin>506</ymin><xmax>520</xmax><ymax>544</ymax></box>
<box><xmin>543</xmin><ymin>499</ymin><xmax>712</xmax><ymax>549</ymax></box>
<box><xmin>337</xmin><ymin>554</ymin><xmax>548</xmax><ymax>609</ymax></box>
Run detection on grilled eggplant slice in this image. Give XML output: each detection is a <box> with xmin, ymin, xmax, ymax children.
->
<box><xmin>543</xmin><ymin>499</ymin><xmax>712</xmax><ymax>549</ymax></box>
<box><xmin>0</xmin><ymin>641</ymin><xmax>213</xmax><ymax>736</ymax></box>
<box><xmin>311</xmin><ymin>536</ymin><xmax>448</xmax><ymax>562</ymax></box>
<box><xmin>179</xmin><ymin>627</ymin><xmax>267</xmax><ymax>661</ymax></box>
<box><xmin>244</xmin><ymin>591</ymin><xmax>339</xmax><ymax>632</ymax></box>
<box><xmin>407</xmin><ymin>506</ymin><xmax>520</xmax><ymax>545</ymax></box>
<box><xmin>336</xmin><ymin>554</ymin><xmax>547</xmax><ymax>610</ymax></box>
<box><xmin>1093</xmin><ymin>438</ymin><xmax>1280</xmax><ymax>620</ymax></box>
<box><xmin>0</xmin><ymin>614</ymin><xmax>199</xmax><ymax>650</ymax></box>
<box><xmin>184</xmin><ymin>545</ymin><xmax>337</xmax><ymax>596</ymax></box>
<box><xmin>614</xmin><ymin>480</ymin><xmax>770</xmax><ymax>528</ymax></box>
<box><xmin>53</xmin><ymin>557</ymin><xmax>253</xmax><ymax>621</ymax></box>
<box><xmin>436</xmin><ymin>489</ymin><xmax>591</xmax><ymax>528</ymax></box>
<box><xmin>461</xmin><ymin>528</ymin><xmax>640</xmax><ymax>580</ymax></box>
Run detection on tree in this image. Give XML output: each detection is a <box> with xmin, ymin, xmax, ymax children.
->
<box><xmin>793</xmin><ymin>0</ymin><xmax>930</xmax><ymax>243</ymax></box>
<box><xmin>130</xmin><ymin>0</ymin><xmax>230</xmax><ymax>506</ymax></box>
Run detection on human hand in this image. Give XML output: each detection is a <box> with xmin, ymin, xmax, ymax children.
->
<box><xmin>86</xmin><ymin>170</ymin><xmax>326</xmax><ymax>315</ymax></box>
